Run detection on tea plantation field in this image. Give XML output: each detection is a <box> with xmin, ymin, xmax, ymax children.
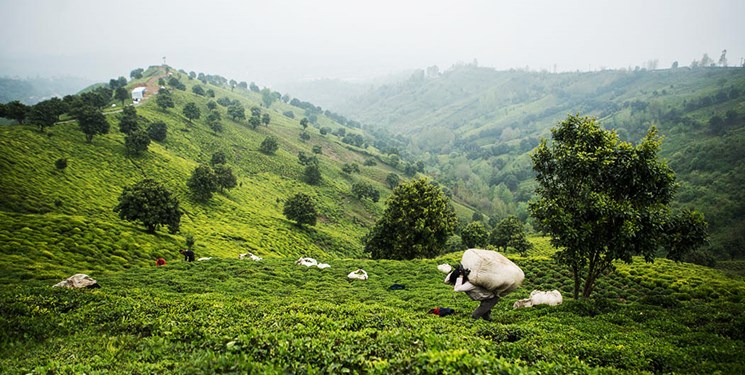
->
<box><xmin>2</xmin><ymin>252</ymin><xmax>744</xmax><ymax>374</ymax></box>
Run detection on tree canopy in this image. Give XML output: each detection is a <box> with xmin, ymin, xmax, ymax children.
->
<box><xmin>113</xmin><ymin>178</ymin><xmax>182</xmax><ymax>234</ymax></box>
<box><xmin>77</xmin><ymin>105</ymin><xmax>109</xmax><ymax>143</ymax></box>
<box><xmin>365</xmin><ymin>178</ymin><xmax>457</xmax><ymax>260</ymax></box>
<box><xmin>283</xmin><ymin>193</ymin><xmax>317</xmax><ymax>227</ymax></box>
<box><xmin>529</xmin><ymin>114</ymin><xmax>708</xmax><ymax>298</ymax></box>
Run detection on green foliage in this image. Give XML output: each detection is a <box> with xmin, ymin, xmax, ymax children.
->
<box><xmin>54</xmin><ymin>158</ymin><xmax>67</xmax><ymax>170</ymax></box>
<box><xmin>114</xmin><ymin>87</ymin><xmax>129</xmax><ymax>105</ymax></box>
<box><xmin>118</xmin><ymin>105</ymin><xmax>138</xmax><ymax>134</ymax></box>
<box><xmin>489</xmin><ymin>216</ymin><xmax>532</xmax><ymax>255</ymax></box>
<box><xmin>461</xmin><ymin>221</ymin><xmax>488</xmax><ymax>248</ymax></box>
<box><xmin>182</xmin><ymin>102</ymin><xmax>200</xmax><ymax>121</ymax></box>
<box><xmin>124</xmin><ymin>129</ymin><xmax>150</xmax><ymax>156</ymax></box>
<box><xmin>386</xmin><ymin>173</ymin><xmax>400</xmax><ymax>189</ymax></box>
<box><xmin>530</xmin><ymin>114</ymin><xmax>707</xmax><ymax>298</ymax></box>
<box><xmin>225</xmin><ymin>102</ymin><xmax>244</xmax><ymax>121</ymax></box>
<box><xmin>248</xmin><ymin>115</ymin><xmax>261</xmax><ymax>129</ymax></box>
<box><xmin>130</xmin><ymin>68</ymin><xmax>144</xmax><ymax>79</ymax></box>
<box><xmin>283</xmin><ymin>193</ymin><xmax>317</xmax><ymax>227</ymax></box>
<box><xmin>303</xmin><ymin>164</ymin><xmax>322</xmax><ymax>185</ymax></box>
<box><xmin>3</xmin><ymin>100</ymin><xmax>29</xmax><ymax>124</ymax></box>
<box><xmin>259</xmin><ymin>136</ymin><xmax>279</xmax><ymax>155</ymax></box>
<box><xmin>213</xmin><ymin>164</ymin><xmax>237</xmax><ymax>191</ymax></box>
<box><xmin>77</xmin><ymin>104</ymin><xmax>109</xmax><ymax>143</ymax></box>
<box><xmin>146</xmin><ymin>121</ymin><xmax>167</xmax><ymax>142</ymax></box>
<box><xmin>300</xmin><ymin>117</ymin><xmax>309</xmax><ymax>129</ymax></box>
<box><xmin>351</xmin><ymin>181</ymin><xmax>380</xmax><ymax>202</ymax></box>
<box><xmin>261</xmin><ymin>113</ymin><xmax>270</xmax><ymax>126</ymax></box>
<box><xmin>28</xmin><ymin>98</ymin><xmax>64</xmax><ymax>132</ymax></box>
<box><xmin>191</xmin><ymin>85</ymin><xmax>205</xmax><ymax>96</ymax></box>
<box><xmin>4</xmin><ymin>254</ymin><xmax>744</xmax><ymax>373</ymax></box>
<box><xmin>366</xmin><ymin>178</ymin><xmax>457</xmax><ymax>259</ymax></box>
<box><xmin>187</xmin><ymin>164</ymin><xmax>219</xmax><ymax>202</ymax></box>
<box><xmin>113</xmin><ymin>178</ymin><xmax>181</xmax><ymax>234</ymax></box>
<box><xmin>210</xmin><ymin>151</ymin><xmax>226</xmax><ymax>166</ymax></box>
<box><xmin>155</xmin><ymin>91</ymin><xmax>174</xmax><ymax>110</ymax></box>
<box><xmin>342</xmin><ymin>162</ymin><xmax>360</xmax><ymax>174</ymax></box>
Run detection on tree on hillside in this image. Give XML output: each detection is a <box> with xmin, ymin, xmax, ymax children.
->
<box><xmin>529</xmin><ymin>114</ymin><xmax>708</xmax><ymax>299</ymax></box>
<box><xmin>489</xmin><ymin>216</ymin><xmax>532</xmax><ymax>255</ymax></box>
<box><xmin>130</xmin><ymin>68</ymin><xmax>144</xmax><ymax>79</ymax></box>
<box><xmin>211</xmin><ymin>151</ymin><xmax>227</xmax><ymax>166</ymax></box>
<box><xmin>300</xmin><ymin>117</ymin><xmax>309</xmax><ymax>129</ymax></box>
<box><xmin>156</xmin><ymin>91</ymin><xmax>175</xmax><ymax>111</ymax></box>
<box><xmin>192</xmin><ymin>85</ymin><xmax>205</xmax><ymax>96</ymax></box>
<box><xmin>4</xmin><ymin>100</ymin><xmax>29</xmax><ymax>124</ymax></box>
<box><xmin>261</xmin><ymin>113</ymin><xmax>270</xmax><ymax>126</ymax></box>
<box><xmin>124</xmin><ymin>129</ymin><xmax>151</xmax><ymax>156</ymax></box>
<box><xmin>385</xmin><ymin>173</ymin><xmax>400</xmax><ymax>189</ymax></box>
<box><xmin>227</xmin><ymin>103</ymin><xmax>245</xmax><ymax>121</ymax></box>
<box><xmin>461</xmin><ymin>221</ymin><xmax>489</xmax><ymax>248</ymax></box>
<box><xmin>114</xmin><ymin>178</ymin><xmax>182</xmax><ymax>234</ymax></box>
<box><xmin>28</xmin><ymin>99</ymin><xmax>63</xmax><ymax>132</ymax></box>
<box><xmin>213</xmin><ymin>164</ymin><xmax>237</xmax><ymax>191</ymax></box>
<box><xmin>147</xmin><ymin>121</ymin><xmax>167</xmax><ymax>142</ymax></box>
<box><xmin>114</xmin><ymin>87</ymin><xmax>129</xmax><ymax>106</ymax></box>
<box><xmin>303</xmin><ymin>164</ymin><xmax>322</xmax><ymax>185</ymax></box>
<box><xmin>187</xmin><ymin>164</ymin><xmax>219</xmax><ymax>202</ymax></box>
<box><xmin>118</xmin><ymin>105</ymin><xmax>138</xmax><ymax>134</ymax></box>
<box><xmin>77</xmin><ymin>105</ymin><xmax>109</xmax><ymax>143</ymax></box>
<box><xmin>261</xmin><ymin>88</ymin><xmax>275</xmax><ymax>107</ymax></box>
<box><xmin>283</xmin><ymin>193</ymin><xmax>317</xmax><ymax>227</ymax></box>
<box><xmin>351</xmin><ymin>181</ymin><xmax>380</xmax><ymax>202</ymax></box>
<box><xmin>182</xmin><ymin>102</ymin><xmax>201</xmax><ymax>122</ymax></box>
<box><xmin>365</xmin><ymin>177</ymin><xmax>458</xmax><ymax>260</ymax></box>
<box><xmin>248</xmin><ymin>116</ymin><xmax>261</xmax><ymax>129</ymax></box>
<box><xmin>259</xmin><ymin>136</ymin><xmax>279</xmax><ymax>155</ymax></box>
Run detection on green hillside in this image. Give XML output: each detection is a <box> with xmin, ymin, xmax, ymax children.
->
<box><xmin>1</xmin><ymin>65</ymin><xmax>473</xmax><ymax>281</ymax></box>
<box><xmin>2</xmin><ymin>249</ymin><xmax>744</xmax><ymax>373</ymax></box>
<box><xmin>335</xmin><ymin>65</ymin><xmax>745</xmax><ymax>259</ymax></box>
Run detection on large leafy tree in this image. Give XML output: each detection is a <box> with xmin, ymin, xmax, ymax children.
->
<box><xmin>283</xmin><ymin>193</ymin><xmax>317</xmax><ymax>227</ymax></box>
<box><xmin>365</xmin><ymin>178</ymin><xmax>457</xmax><ymax>260</ymax></box>
<box><xmin>461</xmin><ymin>221</ymin><xmax>489</xmax><ymax>248</ymax></box>
<box><xmin>4</xmin><ymin>100</ymin><xmax>29</xmax><ymax>124</ymax></box>
<box><xmin>113</xmin><ymin>179</ymin><xmax>182</xmax><ymax>234</ymax></box>
<box><xmin>77</xmin><ymin>105</ymin><xmax>109</xmax><ymax>143</ymax></box>
<box><xmin>114</xmin><ymin>87</ymin><xmax>130</xmax><ymax>106</ymax></box>
<box><xmin>529</xmin><ymin>114</ymin><xmax>708</xmax><ymax>299</ymax></box>
<box><xmin>489</xmin><ymin>216</ymin><xmax>532</xmax><ymax>255</ymax></box>
<box><xmin>28</xmin><ymin>98</ymin><xmax>65</xmax><ymax>132</ymax></box>
<box><xmin>119</xmin><ymin>105</ymin><xmax>139</xmax><ymax>134</ymax></box>
<box><xmin>147</xmin><ymin>121</ymin><xmax>167</xmax><ymax>142</ymax></box>
<box><xmin>182</xmin><ymin>102</ymin><xmax>201</xmax><ymax>121</ymax></box>
<box><xmin>156</xmin><ymin>91</ymin><xmax>175</xmax><ymax>111</ymax></box>
<box><xmin>227</xmin><ymin>103</ymin><xmax>245</xmax><ymax>121</ymax></box>
<box><xmin>259</xmin><ymin>136</ymin><xmax>279</xmax><ymax>155</ymax></box>
<box><xmin>187</xmin><ymin>164</ymin><xmax>218</xmax><ymax>202</ymax></box>
<box><xmin>124</xmin><ymin>129</ymin><xmax>151</xmax><ymax>156</ymax></box>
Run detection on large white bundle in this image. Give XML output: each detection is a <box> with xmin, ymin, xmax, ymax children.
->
<box><xmin>461</xmin><ymin>249</ymin><xmax>524</xmax><ymax>296</ymax></box>
<box><xmin>53</xmin><ymin>274</ymin><xmax>99</xmax><ymax>289</ymax></box>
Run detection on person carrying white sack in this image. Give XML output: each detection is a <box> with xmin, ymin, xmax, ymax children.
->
<box><xmin>444</xmin><ymin>264</ymin><xmax>498</xmax><ymax>321</ymax></box>
<box><xmin>443</xmin><ymin>249</ymin><xmax>524</xmax><ymax>321</ymax></box>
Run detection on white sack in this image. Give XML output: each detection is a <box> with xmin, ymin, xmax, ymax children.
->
<box><xmin>296</xmin><ymin>257</ymin><xmax>318</xmax><ymax>267</ymax></box>
<box><xmin>437</xmin><ymin>264</ymin><xmax>453</xmax><ymax>273</ymax></box>
<box><xmin>347</xmin><ymin>269</ymin><xmax>368</xmax><ymax>280</ymax></box>
<box><xmin>53</xmin><ymin>274</ymin><xmax>98</xmax><ymax>289</ymax></box>
<box><xmin>461</xmin><ymin>249</ymin><xmax>524</xmax><ymax>296</ymax></box>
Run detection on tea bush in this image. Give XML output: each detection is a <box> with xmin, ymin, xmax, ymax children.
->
<box><xmin>1</xmin><ymin>255</ymin><xmax>744</xmax><ymax>373</ymax></box>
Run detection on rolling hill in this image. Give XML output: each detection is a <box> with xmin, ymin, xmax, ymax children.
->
<box><xmin>330</xmin><ymin>64</ymin><xmax>745</xmax><ymax>259</ymax></box>
<box><xmin>0</xmin><ymin>65</ymin><xmax>472</xmax><ymax>281</ymax></box>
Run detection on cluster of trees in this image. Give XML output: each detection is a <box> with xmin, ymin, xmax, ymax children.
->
<box><xmin>187</xmin><ymin>152</ymin><xmax>238</xmax><ymax>202</ymax></box>
<box><xmin>459</xmin><ymin>216</ymin><xmax>532</xmax><ymax>255</ymax></box>
<box><xmin>118</xmin><ymin>105</ymin><xmax>167</xmax><ymax>155</ymax></box>
<box><xmin>297</xmin><ymin>151</ymin><xmax>321</xmax><ymax>185</ymax></box>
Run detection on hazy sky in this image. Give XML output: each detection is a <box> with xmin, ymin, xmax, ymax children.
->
<box><xmin>1</xmin><ymin>0</ymin><xmax>743</xmax><ymax>87</ymax></box>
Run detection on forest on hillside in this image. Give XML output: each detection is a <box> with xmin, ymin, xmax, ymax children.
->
<box><xmin>329</xmin><ymin>64</ymin><xmax>745</xmax><ymax>261</ymax></box>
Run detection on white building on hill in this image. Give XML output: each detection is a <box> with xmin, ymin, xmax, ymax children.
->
<box><xmin>131</xmin><ymin>87</ymin><xmax>146</xmax><ymax>103</ymax></box>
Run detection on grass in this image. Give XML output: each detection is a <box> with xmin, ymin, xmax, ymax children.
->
<box><xmin>1</xmin><ymin>251</ymin><xmax>744</xmax><ymax>373</ymax></box>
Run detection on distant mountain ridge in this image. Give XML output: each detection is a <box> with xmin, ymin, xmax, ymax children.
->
<box><xmin>0</xmin><ymin>76</ymin><xmax>93</xmax><ymax>104</ymax></box>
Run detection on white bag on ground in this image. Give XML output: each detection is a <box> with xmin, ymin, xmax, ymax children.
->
<box><xmin>296</xmin><ymin>257</ymin><xmax>318</xmax><ymax>267</ymax></box>
<box><xmin>461</xmin><ymin>249</ymin><xmax>524</xmax><ymax>296</ymax></box>
<box><xmin>437</xmin><ymin>264</ymin><xmax>453</xmax><ymax>273</ymax></box>
<box><xmin>53</xmin><ymin>274</ymin><xmax>99</xmax><ymax>289</ymax></box>
<box><xmin>347</xmin><ymin>269</ymin><xmax>368</xmax><ymax>280</ymax></box>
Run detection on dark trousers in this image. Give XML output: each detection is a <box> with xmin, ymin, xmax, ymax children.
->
<box><xmin>472</xmin><ymin>296</ymin><xmax>499</xmax><ymax>320</ymax></box>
